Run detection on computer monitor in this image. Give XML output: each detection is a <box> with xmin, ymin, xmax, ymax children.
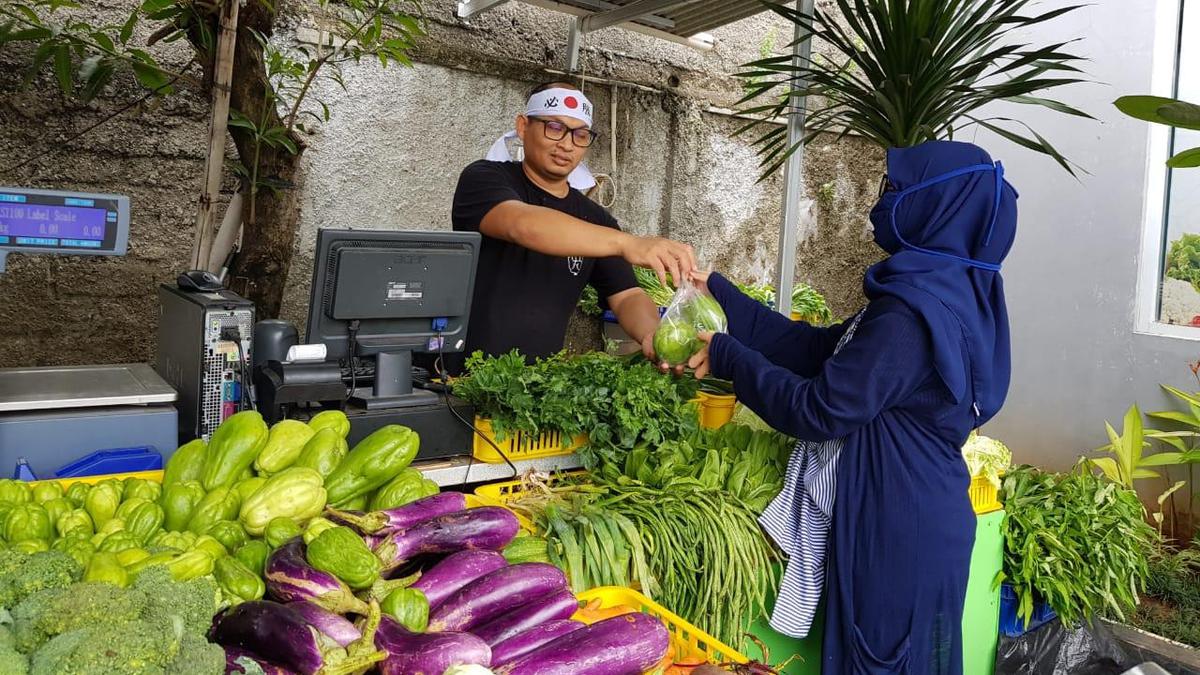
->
<box><xmin>305</xmin><ymin>228</ymin><xmax>481</xmax><ymax>409</ymax></box>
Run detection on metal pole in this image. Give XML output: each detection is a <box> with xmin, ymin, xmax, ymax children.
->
<box><xmin>774</xmin><ymin>0</ymin><xmax>814</xmax><ymax>317</ymax></box>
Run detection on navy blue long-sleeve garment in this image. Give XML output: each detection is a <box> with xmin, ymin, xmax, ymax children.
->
<box><xmin>707</xmin><ymin>141</ymin><xmax>1017</xmax><ymax>675</ymax></box>
<box><xmin>709</xmin><ymin>275</ymin><xmax>974</xmax><ymax>673</ymax></box>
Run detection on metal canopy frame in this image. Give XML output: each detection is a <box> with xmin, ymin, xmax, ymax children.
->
<box><xmin>457</xmin><ymin>0</ymin><xmax>814</xmax><ymax>316</ymax></box>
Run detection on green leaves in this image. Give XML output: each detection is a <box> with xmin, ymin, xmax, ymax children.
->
<box><xmin>737</xmin><ymin>0</ymin><xmax>1091</xmax><ymax>178</ymax></box>
<box><xmin>453</xmin><ymin>351</ymin><xmax>700</xmax><ymax>469</ymax></box>
<box><xmin>0</xmin><ymin>1</ymin><xmax>181</xmax><ymax>101</ymax></box>
<box><xmin>1115</xmin><ymin>95</ymin><xmax>1200</xmax><ymax>131</ymax></box>
<box><xmin>1001</xmin><ymin>465</ymin><xmax>1156</xmax><ymax>627</ymax></box>
<box><xmin>1115</xmin><ymin>95</ymin><xmax>1200</xmax><ymax>170</ymax></box>
<box><xmin>1092</xmin><ymin>403</ymin><xmax>1183</xmax><ymax>490</ymax></box>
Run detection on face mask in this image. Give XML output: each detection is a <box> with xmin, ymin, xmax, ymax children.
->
<box><xmin>870</xmin><ymin>161</ymin><xmax>1006</xmax><ymax>271</ymax></box>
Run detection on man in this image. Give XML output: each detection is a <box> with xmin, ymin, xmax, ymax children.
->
<box><xmin>441</xmin><ymin>81</ymin><xmax>696</xmax><ymax>373</ymax></box>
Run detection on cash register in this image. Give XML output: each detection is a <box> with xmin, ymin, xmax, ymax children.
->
<box><xmin>253</xmin><ymin>228</ymin><xmax>482</xmax><ymax>460</ymax></box>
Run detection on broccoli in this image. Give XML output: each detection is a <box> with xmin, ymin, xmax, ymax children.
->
<box><xmin>29</xmin><ymin>614</ymin><xmax>182</xmax><ymax>675</ymax></box>
<box><xmin>164</xmin><ymin>634</ymin><xmax>224</xmax><ymax>675</ymax></box>
<box><xmin>0</xmin><ymin>550</ymin><xmax>28</xmax><ymax>581</ymax></box>
<box><xmin>0</xmin><ymin>552</ymin><xmax>82</xmax><ymax>610</ymax></box>
<box><xmin>0</xmin><ymin>643</ymin><xmax>27</xmax><ymax>674</ymax></box>
<box><xmin>131</xmin><ymin>566</ymin><xmax>220</xmax><ymax>637</ymax></box>
<box><xmin>11</xmin><ymin>583</ymin><xmax>149</xmax><ymax>653</ymax></box>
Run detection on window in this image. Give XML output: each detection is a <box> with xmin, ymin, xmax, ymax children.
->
<box><xmin>1137</xmin><ymin>0</ymin><xmax>1200</xmax><ymax>336</ymax></box>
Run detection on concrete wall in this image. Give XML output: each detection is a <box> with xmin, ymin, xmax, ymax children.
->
<box><xmin>0</xmin><ymin>0</ymin><xmax>881</xmax><ymax>368</ymax></box>
<box><xmin>978</xmin><ymin>0</ymin><xmax>1200</xmax><ymax>473</ymax></box>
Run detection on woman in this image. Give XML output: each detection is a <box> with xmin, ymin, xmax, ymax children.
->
<box><xmin>690</xmin><ymin>140</ymin><xmax>1016</xmax><ymax>674</ymax></box>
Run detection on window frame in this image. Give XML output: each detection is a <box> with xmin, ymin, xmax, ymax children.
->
<box><xmin>1135</xmin><ymin>0</ymin><xmax>1194</xmax><ymax>339</ymax></box>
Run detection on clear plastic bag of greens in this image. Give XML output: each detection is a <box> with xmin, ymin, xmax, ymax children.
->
<box><xmin>653</xmin><ymin>282</ymin><xmax>727</xmax><ymax>367</ymax></box>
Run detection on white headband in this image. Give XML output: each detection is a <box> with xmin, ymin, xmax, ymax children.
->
<box><xmin>485</xmin><ymin>87</ymin><xmax>596</xmax><ymax>191</ymax></box>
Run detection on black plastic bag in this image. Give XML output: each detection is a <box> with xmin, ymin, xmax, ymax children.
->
<box><xmin>995</xmin><ymin>618</ymin><xmax>1134</xmax><ymax>675</ymax></box>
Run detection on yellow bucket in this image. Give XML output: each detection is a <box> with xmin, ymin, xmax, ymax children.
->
<box><xmin>692</xmin><ymin>391</ymin><xmax>737</xmax><ymax>429</ymax></box>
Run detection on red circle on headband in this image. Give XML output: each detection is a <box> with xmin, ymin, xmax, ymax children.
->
<box><xmin>564</xmin><ymin>96</ymin><xmax>579</xmax><ymax>109</ymax></box>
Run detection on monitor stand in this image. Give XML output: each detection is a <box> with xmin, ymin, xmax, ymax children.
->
<box><xmin>351</xmin><ymin>350</ymin><xmax>437</xmax><ymax>410</ymax></box>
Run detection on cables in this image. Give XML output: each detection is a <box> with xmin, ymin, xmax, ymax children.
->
<box><xmin>345</xmin><ymin>320</ymin><xmax>361</xmax><ymax>404</ymax></box>
<box><xmin>432</xmin><ymin>338</ymin><xmax>520</xmax><ymax>487</ymax></box>
<box><xmin>222</xmin><ymin>325</ymin><xmax>255</xmax><ymax>413</ymax></box>
<box><xmin>233</xmin><ymin>339</ymin><xmax>255</xmax><ymax>412</ymax></box>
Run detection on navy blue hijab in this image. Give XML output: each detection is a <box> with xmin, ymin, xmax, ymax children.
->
<box><xmin>864</xmin><ymin>140</ymin><xmax>1016</xmax><ymax>426</ymax></box>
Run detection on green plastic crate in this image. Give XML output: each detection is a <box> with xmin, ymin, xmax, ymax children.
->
<box><xmin>744</xmin><ymin>509</ymin><xmax>1004</xmax><ymax>675</ymax></box>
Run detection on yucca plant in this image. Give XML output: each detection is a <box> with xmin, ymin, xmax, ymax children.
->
<box><xmin>737</xmin><ymin>0</ymin><xmax>1093</xmax><ymax>178</ymax></box>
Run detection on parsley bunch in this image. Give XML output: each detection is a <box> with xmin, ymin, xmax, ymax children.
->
<box><xmin>453</xmin><ymin>351</ymin><xmax>699</xmax><ymax>468</ymax></box>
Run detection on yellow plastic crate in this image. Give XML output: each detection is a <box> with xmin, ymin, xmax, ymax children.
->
<box><xmin>30</xmin><ymin>470</ymin><xmax>164</xmax><ymax>488</ymax></box>
<box><xmin>692</xmin><ymin>391</ymin><xmax>736</xmax><ymax>429</ymax></box>
<box><xmin>969</xmin><ymin>474</ymin><xmax>1002</xmax><ymax>515</ymax></box>
<box><xmin>473</xmin><ymin>470</ymin><xmax>588</xmax><ymax>504</ymax></box>
<box><xmin>576</xmin><ymin>586</ymin><xmax>748</xmax><ymax>669</ymax></box>
<box><xmin>472</xmin><ymin>417</ymin><xmax>587</xmax><ymax>463</ymax></box>
<box><xmin>472</xmin><ymin>471</ymin><xmax>588</xmax><ymax>535</ymax></box>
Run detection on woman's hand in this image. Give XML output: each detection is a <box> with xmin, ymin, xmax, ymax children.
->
<box><xmin>689</xmin><ymin>332</ymin><xmax>714</xmax><ymax>379</ymax></box>
<box><xmin>689</xmin><ymin>269</ymin><xmax>711</xmax><ymax>291</ymax></box>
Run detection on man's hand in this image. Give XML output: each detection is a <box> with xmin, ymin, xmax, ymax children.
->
<box><xmin>619</xmin><ymin>235</ymin><xmax>697</xmax><ymax>288</ymax></box>
<box><xmin>689</xmin><ymin>269</ymin><xmax>711</xmax><ymax>290</ymax></box>
<box><xmin>689</xmin><ymin>331</ymin><xmax>714</xmax><ymax>379</ymax></box>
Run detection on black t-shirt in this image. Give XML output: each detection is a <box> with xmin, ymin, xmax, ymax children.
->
<box><xmin>444</xmin><ymin>160</ymin><xmax>637</xmax><ymax>373</ymax></box>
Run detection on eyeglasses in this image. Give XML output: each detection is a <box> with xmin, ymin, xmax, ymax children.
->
<box><xmin>877</xmin><ymin>174</ymin><xmax>895</xmax><ymax>199</ymax></box>
<box><xmin>532</xmin><ymin>117</ymin><xmax>599</xmax><ymax>148</ymax></box>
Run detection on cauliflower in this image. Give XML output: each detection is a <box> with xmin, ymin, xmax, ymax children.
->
<box><xmin>962</xmin><ymin>431</ymin><xmax>1012</xmax><ymax>488</ymax></box>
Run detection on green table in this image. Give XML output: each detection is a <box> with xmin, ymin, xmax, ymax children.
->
<box><xmin>744</xmin><ymin>510</ymin><xmax>1004</xmax><ymax>675</ymax></box>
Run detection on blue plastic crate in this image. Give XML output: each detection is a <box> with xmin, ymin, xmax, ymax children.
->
<box><xmin>998</xmin><ymin>583</ymin><xmax>1057</xmax><ymax>637</ymax></box>
<box><xmin>52</xmin><ymin>446</ymin><xmax>163</xmax><ymax>479</ymax></box>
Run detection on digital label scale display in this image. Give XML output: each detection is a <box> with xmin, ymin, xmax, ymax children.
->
<box><xmin>0</xmin><ymin>187</ymin><xmax>129</xmax><ymax>272</ymax></box>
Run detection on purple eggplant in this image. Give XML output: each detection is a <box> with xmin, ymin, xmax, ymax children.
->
<box><xmin>265</xmin><ymin>538</ymin><xmax>370</xmax><ymax>616</ymax></box>
<box><xmin>224</xmin><ymin>645</ymin><xmax>298</xmax><ymax>674</ymax></box>
<box><xmin>375</xmin><ymin>615</ymin><xmax>492</xmax><ymax>675</ymax></box>
<box><xmin>495</xmin><ymin>613</ymin><xmax>670</xmax><ymax>675</ymax></box>
<box><xmin>490</xmin><ymin>620</ymin><xmax>585</xmax><ymax>667</ymax></box>
<box><xmin>286</xmin><ymin>601</ymin><xmax>362</xmax><ymax>647</ymax></box>
<box><xmin>427</xmin><ymin>563</ymin><xmax>568</xmax><ymax>633</ymax></box>
<box><xmin>210</xmin><ymin>600</ymin><xmax>387</xmax><ymax>675</ymax></box>
<box><xmin>327</xmin><ymin>492</ymin><xmax>468</xmax><ymax>534</ymax></box>
<box><xmin>374</xmin><ymin>507</ymin><xmax>519</xmax><ymax>572</ymax></box>
<box><xmin>471</xmin><ymin>589</ymin><xmax>579</xmax><ymax>646</ymax></box>
<box><xmin>411</xmin><ymin>550</ymin><xmax>508</xmax><ymax>610</ymax></box>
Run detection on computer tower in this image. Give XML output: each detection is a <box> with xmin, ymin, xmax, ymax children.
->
<box><xmin>156</xmin><ymin>285</ymin><xmax>254</xmax><ymax>442</ymax></box>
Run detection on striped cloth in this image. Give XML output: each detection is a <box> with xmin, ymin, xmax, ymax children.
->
<box><xmin>758</xmin><ymin>311</ymin><xmax>864</xmax><ymax>639</ymax></box>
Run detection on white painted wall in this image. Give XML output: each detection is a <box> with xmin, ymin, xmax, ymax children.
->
<box><xmin>977</xmin><ymin>0</ymin><xmax>1200</xmax><ymax>472</ymax></box>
